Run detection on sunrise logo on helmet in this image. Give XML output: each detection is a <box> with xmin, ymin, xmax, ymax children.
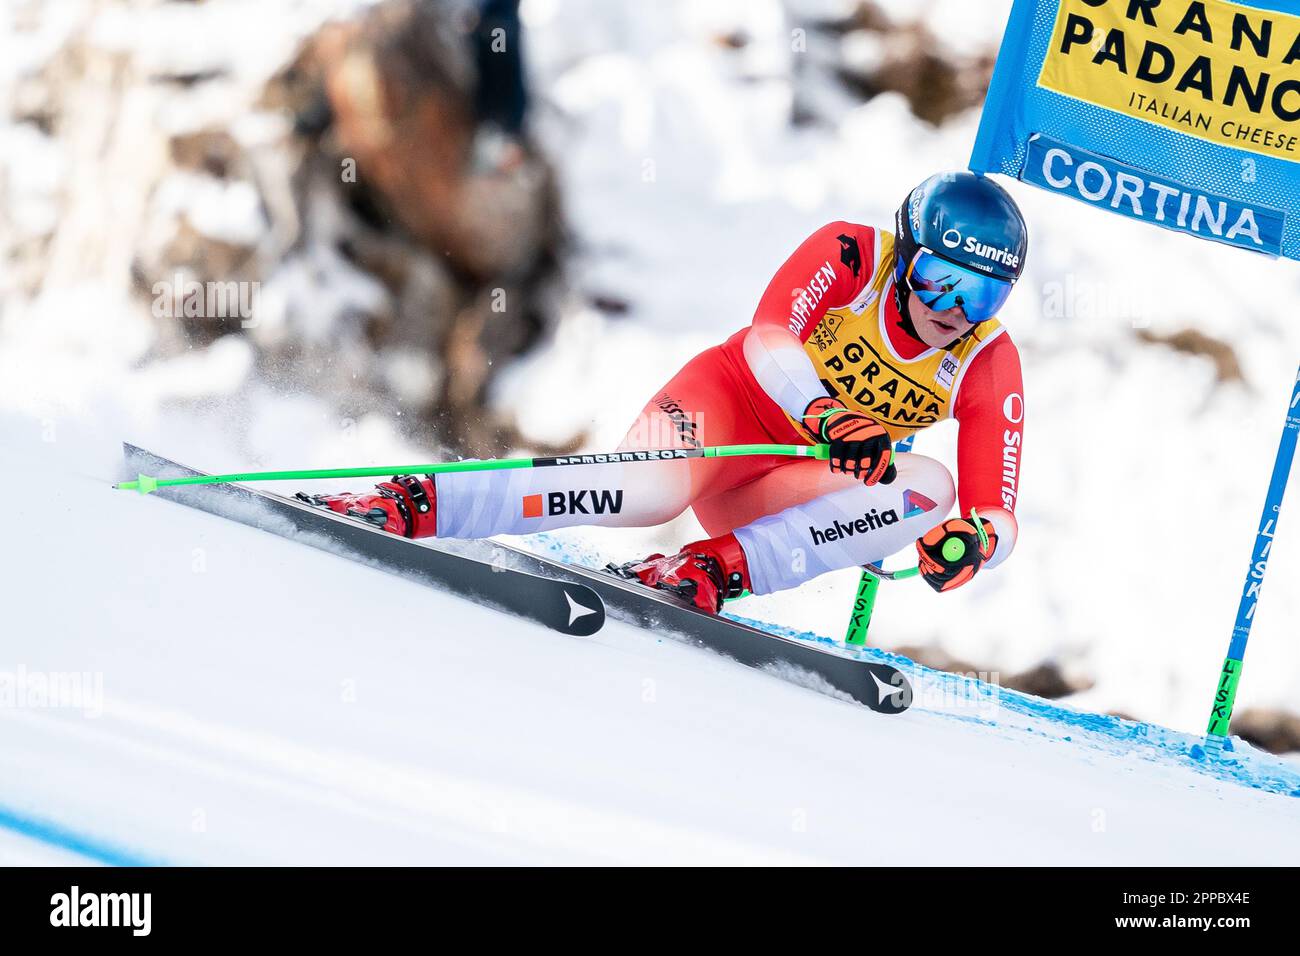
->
<box><xmin>962</xmin><ymin>235</ymin><xmax>1021</xmax><ymax>271</ymax></box>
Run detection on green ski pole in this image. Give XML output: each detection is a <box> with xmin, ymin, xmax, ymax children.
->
<box><xmin>843</xmin><ymin>437</ymin><xmax>920</xmax><ymax>646</ymax></box>
<box><xmin>844</xmin><ymin>570</ymin><xmax>882</xmax><ymax>647</ymax></box>
<box><xmin>115</xmin><ymin>443</ymin><xmax>830</xmax><ymax>494</ymax></box>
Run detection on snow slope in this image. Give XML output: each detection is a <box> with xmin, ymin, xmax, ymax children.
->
<box><xmin>1</xmin><ymin>417</ymin><xmax>1296</xmax><ymax>866</ymax></box>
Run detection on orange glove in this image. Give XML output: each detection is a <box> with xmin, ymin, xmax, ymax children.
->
<box><xmin>916</xmin><ymin>513</ymin><xmax>998</xmax><ymax>592</ymax></box>
<box><xmin>802</xmin><ymin>397</ymin><xmax>896</xmax><ymax>485</ymax></box>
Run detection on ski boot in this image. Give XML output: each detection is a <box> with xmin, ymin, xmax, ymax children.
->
<box><xmin>610</xmin><ymin>532</ymin><xmax>751</xmax><ymax>614</ymax></box>
<box><xmin>296</xmin><ymin>475</ymin><xmax>437</xmax><ymax>539</ymax></box>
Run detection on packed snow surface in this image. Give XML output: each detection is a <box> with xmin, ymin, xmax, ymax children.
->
<box><xmin>0</xmin><ymin>422</ymin><xmax>1296</xmax><ymax>865</ymax></box>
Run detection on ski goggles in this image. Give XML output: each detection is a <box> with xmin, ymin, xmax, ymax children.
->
<box><xmin>900</xmin><ymin>247</ymin><xmax>1015</xmax><ymax>324</ymax></box>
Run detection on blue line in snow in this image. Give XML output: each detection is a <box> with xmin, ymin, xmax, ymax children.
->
<box><xmin>719</xmin><ymin>610</ymin><xmax>1300</xmax><ymax>798</ymax></box>
<box><xmin>0</xmin><ymin>804</ymin><xmax>159</xmax><ymax>867</ymax></box>
<box><xmin>524</xmin><ymin>533</ymin><xmax>1300</xmax><ymax>800</ymax></box>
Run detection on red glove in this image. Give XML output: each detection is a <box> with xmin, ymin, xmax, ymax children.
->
<box><xmin>916</xmin><ymin>513</ymin><xmax>998</xmax><ymax>592</ymax></box>
<box><xmin>801</xmin><ymin>397</ymin><xmax>896</xmax><ymax>485</ymax></box>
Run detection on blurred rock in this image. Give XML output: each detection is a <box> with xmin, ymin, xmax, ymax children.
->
<box><xmin>895</xmin><ymin>645</ymin><xmax>1094</xmax><ymax>699</ymax></box>
<box><xmin>802</xmin><ymin>2</ymin><xmax>995</xmax><ymax>125</ymax></box>
<box><xmin>1005</xmin><ymin>662</ymin><xmax>1092</xmax><ymax>699</ymax></box>
<box><xmin>169</xmin><ymin>128</ymin><xmax>243</xmax><ymax>180</ymax></box>
<box><xmin>260</xmin><ymin>0</ymin><xmax>567</xmax><ymax>454</ymax></box>
<box><xmin>1135</xmin><ymin>327</ymin><xmax>1245</xmax><ymax>385</ymax></box>
<box><xmin>9</xmin><ymin>0</ymin><xmax>572</xmax><ymax>455</ymax></box>
<box><xmin>1231</xmin><ymin>708</ymin><xmax>1300</xmax><ymax>754</ymax></box>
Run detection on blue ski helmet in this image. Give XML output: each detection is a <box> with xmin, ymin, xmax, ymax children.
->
<box><xmin>893</xmin><ymin>171</ymin><xmax>1028</xmax><ymax>327</ymax></box>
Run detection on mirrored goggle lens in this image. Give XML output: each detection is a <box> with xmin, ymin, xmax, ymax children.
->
<box><xmin>905</xmin><ymin>249</ymin><xmax>1013</xmax><ymax>324</ymax></box>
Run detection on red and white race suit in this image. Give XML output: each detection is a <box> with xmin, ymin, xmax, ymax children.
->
<box><xmin>432</xmin><ymin>222</ymin><xmax>1024</xmax><ymax>595</ymax></box>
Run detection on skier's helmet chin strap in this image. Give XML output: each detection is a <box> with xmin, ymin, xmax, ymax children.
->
<box><xmin>892</xmin><ymin>203</ymin><xmax>925</xmax><ymax>343</ymax></box>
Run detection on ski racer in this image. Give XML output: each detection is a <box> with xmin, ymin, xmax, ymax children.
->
<box><xmin>304</xmin><ymin>171</ymin><xmax>1028</xmax><ymax>614</ymax></box>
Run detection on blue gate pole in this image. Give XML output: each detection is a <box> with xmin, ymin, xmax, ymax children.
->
<box><xmin>1204</xmin><ymin>364</ymin><xmax>1300</xmax><ymax>741</ymax></box>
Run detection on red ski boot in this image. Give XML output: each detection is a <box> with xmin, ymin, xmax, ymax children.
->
<box><xmin>621</xmin><ymin>532</ymin><xmax>751</xmax><ymax>614</ymax></box>
<box><xmin>296</xmin><ymin>475</ymin><xmax>437</xmax><ymax>539</ymax></box>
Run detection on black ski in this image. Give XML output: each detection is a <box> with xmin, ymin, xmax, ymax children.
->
<box><xmin>552</xmin><ymin>563</ymin><xmax>912</xmax><ymax>715</ymax></box>
<box><xmin>121</xmin><ymin>444</ymin><xmax>605</xmax><ymax>637</ymax></box>
<box><xmin>122</xmin><ymin>444</ymin><xmax>911</xmax><ymax>713</ymax></box>
<box><xmin>450</xmin><ymin>552</ymin><xmax>911</xmax><ymax>714</ymax></box>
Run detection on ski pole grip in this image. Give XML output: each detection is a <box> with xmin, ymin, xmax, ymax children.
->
<box><xmin>969</xmin><ymin>507</ymin><xmax>989</xmax><ymax>552</ymax></box>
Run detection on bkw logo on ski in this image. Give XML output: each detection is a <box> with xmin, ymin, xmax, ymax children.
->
<box><xmin>523</xmin><ymin>489</ymin><xmax>624</xmax><ymax>518</ymax></box>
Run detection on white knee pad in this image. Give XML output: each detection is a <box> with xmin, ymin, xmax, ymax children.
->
<box><xmin>735</xmin><ymin>453</ymin><xmax>955</xmax><ymax>595</ymax></box>
<box><xmin>894</xmin><ymin>453</ymin><xmax>957</xmax><ymax>518</ymax></box>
